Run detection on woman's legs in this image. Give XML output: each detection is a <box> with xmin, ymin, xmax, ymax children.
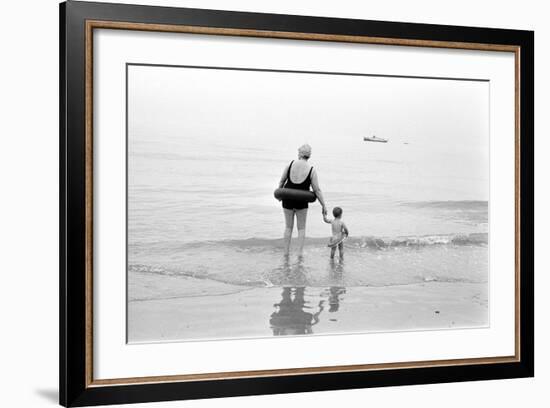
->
<box><xmin>283</xmin><ymin>208</ymin><xmax>308</xmax><ymax>256</ymax></box>
<box><xmin>295</xmin><ymin>209</ymin><xmax>308</xmax><ymax>256</ymax></box>
<box><xmin>283</xmin><ymin>209</ymin><xmax>295</xmax><ymax>256</ymax></box>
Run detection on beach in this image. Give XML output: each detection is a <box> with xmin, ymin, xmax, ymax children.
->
<box><xmin>128</xmin><ymin>270</ymin><xmax>488</xmax><ymax>343</ymax></box>
<box><xmin>127</xmin><ymin>65</ymin><xmax>490</xmax><ymax>343</ymax></box>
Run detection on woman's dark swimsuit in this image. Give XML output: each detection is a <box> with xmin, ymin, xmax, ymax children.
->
<box><xmin>282</xmin><ymin>160</ymin><xmax>313</xmax><ymax>210</ymax></box>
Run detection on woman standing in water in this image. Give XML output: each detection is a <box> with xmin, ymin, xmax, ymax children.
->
<box><xmin>278</xmin><ymin>144</ymin><xmax>327</xmax><ymax>256</ymax></box>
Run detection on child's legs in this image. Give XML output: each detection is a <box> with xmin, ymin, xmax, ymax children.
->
<box><xmin>283</xmin><ymin>209</ymin><xmax>295</xmax><ymax>255</ymax></box>
<box><xmin>330</xmin><ymin>246</ymin><xmax>337</xmax><ymax>259</ymax></box>
<box><xmin>338</xmin><ymin>242</ymin><xmax>344</xmax><ymax>259</ymax></box>
<box><xmin>295</xmin><ymin>209</ymin><xmax>308</xmax><ymax>255</ymax></box>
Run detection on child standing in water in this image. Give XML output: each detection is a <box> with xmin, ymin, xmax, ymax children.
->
<box><xmin>323</xmin><ymin>207</ymin><xmax>349</xmax><ymax>259</ymax></box>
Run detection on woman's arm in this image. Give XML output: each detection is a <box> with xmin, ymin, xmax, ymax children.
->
<box><xmin>278</xmin><ymin>164</ymin><xmax>290</xmax><ymax>188</ymax></box>
<box><xmin>310</xmin><ymin>168</ymin><xmax>327</xmax><ymax>213</ymax></box>
<box><xmin>311</xmin><ymin>300</ymin><xmax>325</xmax><ymax>326</ymax></box>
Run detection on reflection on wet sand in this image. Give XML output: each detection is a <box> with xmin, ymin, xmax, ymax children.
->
<box><xmin>269</xmin><ymin>258</ymin><xmax>348</xmax><ymax>336</ymax></box>
<box><xmin>128</xmin><ymin>253</ymin><xmax>489</xmax><ymax>342</ymax></box>
<box><xmin>328</xmin><ymin>287</ymin><xmax>346</xmax><ymax>314</ymax></box>
<box><xmin>269</xmin><ymin>287</ymin><xmax>324</xmax><ymax>335</ymax></box>
<box><xmin>328</xmin><ymin>259</ymin><xmax>346</xmax><ymax>314</ymax></box>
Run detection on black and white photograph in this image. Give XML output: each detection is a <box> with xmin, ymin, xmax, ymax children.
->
<box><xmin>0</xmin><ymin>0</ymin><xmax>542</xmax><ymax>405</ymax></box>
<box><xmin>127</xmin><ymin>63</ymin><xmax>490</xmax><ymax>343</ymax></box>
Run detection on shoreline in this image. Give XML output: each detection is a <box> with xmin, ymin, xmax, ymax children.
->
<box><xmin>128</xmin><ymin>272</ymin><xmax>488</xmax><ymax>343</ymax></box>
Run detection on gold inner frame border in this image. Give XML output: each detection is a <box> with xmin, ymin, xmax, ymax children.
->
<box><xmin>84</xmin><ymin>19</ymin><xmax>521</xmax><ymax>388</ymax></box>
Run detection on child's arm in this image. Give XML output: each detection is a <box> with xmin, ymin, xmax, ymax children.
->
<box><xmin>323</xmin><ymin>214</ymin><xmax>332</xmax><ymax>224</ymax></box>
<box><xmin>341</xmin><ymin>222</ymin><xmax>349</xmax><ymax>237</ymax></box>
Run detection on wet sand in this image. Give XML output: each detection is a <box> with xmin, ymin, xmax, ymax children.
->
<box><xmin>128</xmin><ymin>271</ymin><xmax>488</xmax><ymax>343</ymax></box>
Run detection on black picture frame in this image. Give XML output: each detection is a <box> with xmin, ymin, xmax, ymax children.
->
<box><xmin>60</xmin><ymin>1</ymin><xmax>534</xmax><ymax>406</ymax></box>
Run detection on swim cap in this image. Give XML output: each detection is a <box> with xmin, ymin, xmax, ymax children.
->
<box><xmin>298</xmin><ymin>144</ymin><xmax>312</xmax><ymax>159</ymax></box>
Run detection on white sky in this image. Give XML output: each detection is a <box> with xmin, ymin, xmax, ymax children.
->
<box><xmin>129</xmin><ymin>64</ymin><xmax>489</xmax><ymax>155</ymax></box>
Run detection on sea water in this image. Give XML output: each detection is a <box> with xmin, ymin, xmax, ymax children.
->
<box><xmin>128</xmin><ymin>129</ymin><xmax>488</xmax><ymax>289</ymax></box>
<box><xmin>127</xmin><ymin>67</ymin><xmax>489</xmax><ymax>291</ymax></box>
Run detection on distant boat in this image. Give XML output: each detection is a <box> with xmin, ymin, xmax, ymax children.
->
<box><xmin>363</xmin><ymin>135</ymin><xmax>388</xmax><ymax>143</ymax></box>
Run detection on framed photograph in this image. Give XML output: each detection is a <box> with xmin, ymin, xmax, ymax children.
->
<box><xmin>60</xmin><ymin>1</ymin><xmax>534</xmax><ymax>406</ymax></box>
